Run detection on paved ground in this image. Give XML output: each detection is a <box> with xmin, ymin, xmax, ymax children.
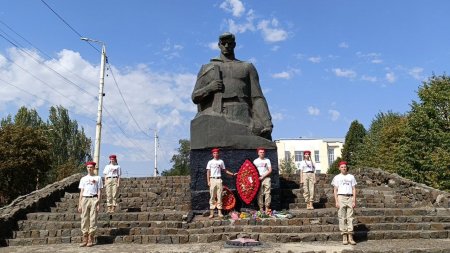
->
<box><xmin>1</xmin><ymin>239</ymin><xmax>449</xmax><ymax>253</ymax></box>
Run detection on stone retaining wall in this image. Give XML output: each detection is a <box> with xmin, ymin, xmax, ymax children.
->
<box><xmin>0</xmin><ymin>173</ymin><xmax>82</xmax><ymax>246</ymax></box>
<box><xmin>280</xmin><ymin>167</ymin><xmax>449</xmax><ymax>208</ymax></box>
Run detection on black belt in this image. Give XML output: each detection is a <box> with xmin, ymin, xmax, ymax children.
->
<box><xmin>303</xmin><ymin>171</ymin><xmax>314</xmax><ymax>173</ymax></box>
<box><xmin>338</xmin><ymin>194</ymin><xmax>353</xmax><ymax>197</ymax></box>
<box><xmin>83</xmin><ymin>195</ymin><xmax>98</xmax><ymax>198</ymax></box>
<box><xmin>210</xmin><ymin>177</ymin><xmax>221</xmax><ymax>179</ymax></box>
<box><xmin>107</xmin><ymin>176</ymin><xmax>118</xmax><ymax>179</ymax></box>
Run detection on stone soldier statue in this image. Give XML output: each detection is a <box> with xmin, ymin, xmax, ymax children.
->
<box><xmin>191</xmin><ymin>32</ymin><xmax>275</xmax><ymax>149</ymax></box>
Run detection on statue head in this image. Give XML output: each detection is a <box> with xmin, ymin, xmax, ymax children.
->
<box><xmin>218</xmin><ymin>32</ymin><xmax>236</xmax><ymax>57</ymax></box>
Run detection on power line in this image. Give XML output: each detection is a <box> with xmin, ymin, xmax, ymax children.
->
<box><xmin>107</xmin><ymin>63</ymin><xmax>151</xmax><ymax>138</ymax></box>
<box><xmin>0</xmin><ymin>77</ymin><xmax>96</xmax><ymax>123</ymax></box>
<box><xmin>0</xmin><ymin>32</ymin><xmax>93</xmax><ymax>96</ymax></box>
<box><xmin>0</xmin><ymin>49</ymin><xmax>97</xmax><ymax>114</ymax></box>
<box><xmin>40</xmin><ymin>0</ymin><xmax>100</xmax><ymax>54</ymax></box>
<box><xmin>0</xmin><ymin>19</ymin><xmax>98</xmax><ymax>88</ymax></box>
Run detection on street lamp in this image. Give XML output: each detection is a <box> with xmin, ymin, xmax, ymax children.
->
<box><xmin>81</xmin><ymin>37</ymin><xmax>107</xmax><ymax>175</ymax></box>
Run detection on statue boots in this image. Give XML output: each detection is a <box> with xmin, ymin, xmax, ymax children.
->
<box><xmin>209</xmin><ymin>209</ymin><xmax>214</xmax><ymax>219</ymax></box>
<box><xmin>342</xmin><ymin>234</ymin><xmax>348</xmax><ymax>245</ymax></box>
<box><xmin>218</xmin><ymin>209</ymin><xmax>224</xmax><ymax>218</ymax></box>
<box><xmin>348</xmin><ymin>234</ymin><xmax>356</xmax><ymax>245</ymax></box>
<box><xmin>79</xmin><ymin>233</ymin><xmax>88</xmax><ymax>247</ymax></box>
<box><xmin>86</xmin><ymin>233</ymin><xmax>94</xmax><ymax>247</ymax></box>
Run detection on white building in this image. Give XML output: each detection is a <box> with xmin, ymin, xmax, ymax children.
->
<box><xmin>275</xmin><ymin>137</ymin><xmax>344</xmax><ymax>174</ymax></box>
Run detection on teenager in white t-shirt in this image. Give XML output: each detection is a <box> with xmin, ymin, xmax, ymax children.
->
<box><xmin>253</xmin><ymin>147</ymin><xmax>272</xmax><ymax>213</ymax></box>
<box><xmin>299</xmin><ymin>150</ymin><xmax>316</xmax><ymax>210</ymax></box>
<box><xmin>78</xmin><ymin>161</ymin><xmax>103</xmax><ymax>247</ymax></box>
<box><xmin>331</xmin><ymin>161</ymin><xmax>357</xmax><ymax>245</ymax></box>
<box><xmin>206</xmin><ymin>148</ymin><xmax>236</xmax><ymax>219</ymax></box>
<box><xmin>103</xmin><ymin>154</ymin><xmax>121</xmax><ymax>213</ymax></box>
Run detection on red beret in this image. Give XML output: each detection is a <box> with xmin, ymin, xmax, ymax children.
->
<box><xmin>304</xmin><ymin>150</ymin><xmax>311</xmax><ymax>155</ymax></box>
<box><xmin>256</xmin><ymin>147</ymin><xmax>265</xmax><ymax>152</ymax></box>
<box><xmin>339</xmin><ymin>161</ymin><xmax>347</xmax><ymax>166</ymax></box>
<box><xmin>211</xmin><ymin>148</ymin><xmax>220</xmax><ymax>153</ymax></box>
<box><xmin>86</xmin><ymin>161</ymin><xmax>96</xmax><ymax>166</ymax></box>
<box><xmin>109</xmin><ymin>155</ymin><xmax>117</xmax><ymax>159</ymax></box>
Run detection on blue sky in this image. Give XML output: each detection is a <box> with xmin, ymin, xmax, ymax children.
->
<box><xmin>0</xmin><ymin>0</ymin><xmax>449</xmax><ymax>177</ymax></box>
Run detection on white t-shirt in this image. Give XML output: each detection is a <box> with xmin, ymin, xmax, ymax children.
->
<box><xmin>79</xmin><ymin>175</ymin><xmax>103</xmax><ymax>196</ymax></box>
<box><xmin>299</xmin><ymin>160</ymin><xmax>315</xmax><ymax>173</ymax></box>
<box><xmin>253</xmin><ymin>157</ymin><xmax>271</xmax><ymax>176</ymax></box>
<box><xmin>103</xmin><ymin>164</ymin><xmax>121</xmax><ymax>177</ymax></box>
<box><xmin>206</xmin><ymin>159</ymin><xmax>225</xmax><ymax>177</ymax></box>
<box><xmin>331</xmin><ymin>173</ymin><xmax>357</xmax><ymax>195</ymax></box>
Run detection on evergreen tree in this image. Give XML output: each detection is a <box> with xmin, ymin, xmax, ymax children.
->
<box><xmin>162</xmin><ymin>139</ymin><xmax>190</xmax><ymax>176</ymax></box>
<box><xmin>341</xmin><ymin>120</ymin><xmax>366</xmax><ymax>166</ymax></box>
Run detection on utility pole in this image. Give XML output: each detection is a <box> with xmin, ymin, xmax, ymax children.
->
<box><xmin>81</xmin><ymin>37</ymin><xmax>106</xmax><ymax>175</ymax></box>
<box><xmin>153</xmin><ymin>129</ymin><xmax>159</xmax><ymax>177</ymax></box>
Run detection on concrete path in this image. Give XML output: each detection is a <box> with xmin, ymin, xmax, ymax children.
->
<box><xmin>1</xmin><ymin>239</ymin><xmax>449</xmax><ymax>253</ymax></box>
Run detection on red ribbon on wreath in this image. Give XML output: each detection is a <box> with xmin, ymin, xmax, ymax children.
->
<box><xmin>236</xmin><ymin>159</ymin><xmax>260</xmax><ymax>204</ymax></box>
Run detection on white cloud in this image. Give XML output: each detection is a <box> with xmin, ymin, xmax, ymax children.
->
<box><xmin>386</xmin><ymin>71</ymin><xmax>396</xmax><ymax>83</ymax></box>
<box><xmin>257</xmin><ymin>19</ymin><xmax>288</xmax><ymax>43</ymax></box>
<box><xmin>271</xmin><ymin>68</ymin><xmax>300</xmax><ymax>80</ymax></box>
<box><xmin>339</xmin><ymin>42</ymin><xmax>349</xmax><ymax>48</ymax></box>
<box><xmin>271</xmin><ymin>71</ymin><xmax>291</xmax><ymax>79</ymax></box>
<box><xmin>271</xmin><ymin>45</ymin><xmax>280</xmax><ymax>51</ymax></box>
<box><xmin>226</xmin><ymin>18</ymin><xmax>255</xmax><ymax>34</ymax></box>
<box><xmin>271</xmin><ymin>112</ymin><xmax>284</xmax><ymax>121</ymax></box>
<box><xmin>361</xmin><ymin>75</ymin><xmax>377</xmax><ymax>82</ymax></box>
<box><xmin>408</xmin><ymin>67</ymin><xmax>424</xmax><ymax>80</ymax></box>
<box><xmin>308</xmin><ymin>56</ymin><xmax>321</xmax><ymax>63</ymax></box>
<box><xmin>307</xmin><ymin>106</ymin><xmax>320</xmax><ymax>116</ymax></box>
<box><xmin>247</xmin><ymin>57</ymin><xmax>257</xmax><ymax>63</ymax></box>
<box><xmin>328</xmin><ymin>110</ymin><xmax>340</xmax><ymax>121</ymax></box>
<box><xmin>208</xmin><ymin>42</ymin><xmax>219</xmax><ymax>51</ymax></box>
<box><xmin>356</xmin><ymin>52</ymin><xmax>383</xmax><ymax>64</ymax></box>
<box><xmin>0</xmin><ymin>47</ymin><xmax>197</xmax><ymax>170</ymax></box>
<box><xmin>332</xmin><ymin>68</ymin><xmax>357</xmax><ymax>79</ymax></box>
<box><xmin>220</xmin><ymin>0</ymin><xmax>245</xmax><ymax>17</ymax></box>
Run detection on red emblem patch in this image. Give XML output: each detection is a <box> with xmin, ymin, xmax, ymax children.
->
<box><xmin>236</xmin><ymin>159</ymin><xmax>260</xmax><ymax>204</ymax></box>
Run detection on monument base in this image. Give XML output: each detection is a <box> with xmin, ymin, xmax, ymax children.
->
<box><xmin>190</xmin><ymin>148</ymin><xmax>279</xmax><ymax>211</ymax></box>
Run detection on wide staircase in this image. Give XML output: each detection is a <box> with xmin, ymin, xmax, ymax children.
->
<box><xmin>4</xmin><ymin>169</ymin><xmax>450</xmax><ymax>248</ymax></box>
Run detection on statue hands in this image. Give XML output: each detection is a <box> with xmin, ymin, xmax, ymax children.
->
<box><xmin>207</xmin><ymin>80</ymin><xmax>223</xmax><ymax>93</ymax></box>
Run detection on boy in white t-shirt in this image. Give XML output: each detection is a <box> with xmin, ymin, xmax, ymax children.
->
<box><xmin>206</xmin><ymin>148</ymin><xmax>236</xmax><ymax>219</ymax></box>
<box><xmin>331</xmin><ymin>161</ymin><xmax>357</xmax><ymax>245</ymax></box>
<box><xmin>103</xmin><ymin>154</ymin><xmax>121</xmax><ymax>213</ymax></box>
<box><xmin>78</xmin><ymin>161</ymin><xmax>103</xmax><ymax>247</ymax></box>
<box><xmin>253</xmin><ymin>147</ymin><xmax>272</xmax><ymax>213</ymax></box>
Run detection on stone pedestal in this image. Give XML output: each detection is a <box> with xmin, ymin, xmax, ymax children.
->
<box><xmin>190</xmin><ymin>148</ymin><xmax>279</xmax><ymax>211</ymax></box>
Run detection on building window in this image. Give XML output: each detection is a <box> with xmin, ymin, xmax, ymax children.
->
<box><xmin>294</xmin><ymin>151</ymin><xmax>303</xmax><ymax>162</ymax></box>
<box><xmin>314</xmin><ymin>150</ymin><xmax>320</xmax><ymax>163</ymax></box>
<box><xmin>328</xmin><ymin>149</ymin><xmax>335</xmax><ymax>165</ymax></box>
<box><xmin>285</xmin><ymin>151</ymin><xmax>291</xmax><ymax>161</ymax></box>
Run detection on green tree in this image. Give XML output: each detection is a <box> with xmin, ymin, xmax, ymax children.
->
<box><xmin>279</xmin><ymin>156</ymin><xmax>297</xmax><ymax>174</ymax></box>
<box><xmin>401</xmin><ymin>75</ymin><xmax>450</xmax><ymax>190</ymax></box>
<box><xmin>47</xmin><ymin>106</ymin><xmax>91</xmax><ymax>182</ymax></box>
<box><xmin>162</xmin><ymin>139</ymin><xmax>190</xmax><ymax>176</ymax></box>
<box><xmin>341</xmin><ymin>120</ymin><xmax>366</xmax><ymax>166</ymax></box>
<box><xmin>0</xmin><ymin>124</ymin><xmax>51</xmax><ymax>204</ymax></box>
<box><xmin>354</xmin><ymin>111</ymin><xmax>407</xmax><ymax>173</ymax></box>
<box><xmin>328</xmin><ymin>157</ymin><xmax>343</xmax><ymax>175</ymax></box>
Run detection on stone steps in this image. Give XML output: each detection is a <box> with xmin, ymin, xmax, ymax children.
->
<box><xmin>25</xmin><ymin>211</ymin><xmax>185</xmax><ymax>222</ymax></box>
<box><xmin>12</xmin><ymin>221</ymin><xmax>450</xmax><ymax>239</ymax></box>
<box><xmin>7</xmin><ymin>230</ymin><xmax>449</xmax><ymax>246</ymax></box>
<box><xmin>17</xmin><ymin>214</ymin><xmax>450</xmax><ymax>231</ymax></box>
<box><xmin>50</xmin><ymin>205</ymin><xmax>191</xmax><ymax>213</ymax></box>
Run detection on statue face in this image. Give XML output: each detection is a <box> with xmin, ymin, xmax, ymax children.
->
<box><xmin>218</xmin><ymin>38</ymin><xmax>236</xmax><ymax>56</ymax></box>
